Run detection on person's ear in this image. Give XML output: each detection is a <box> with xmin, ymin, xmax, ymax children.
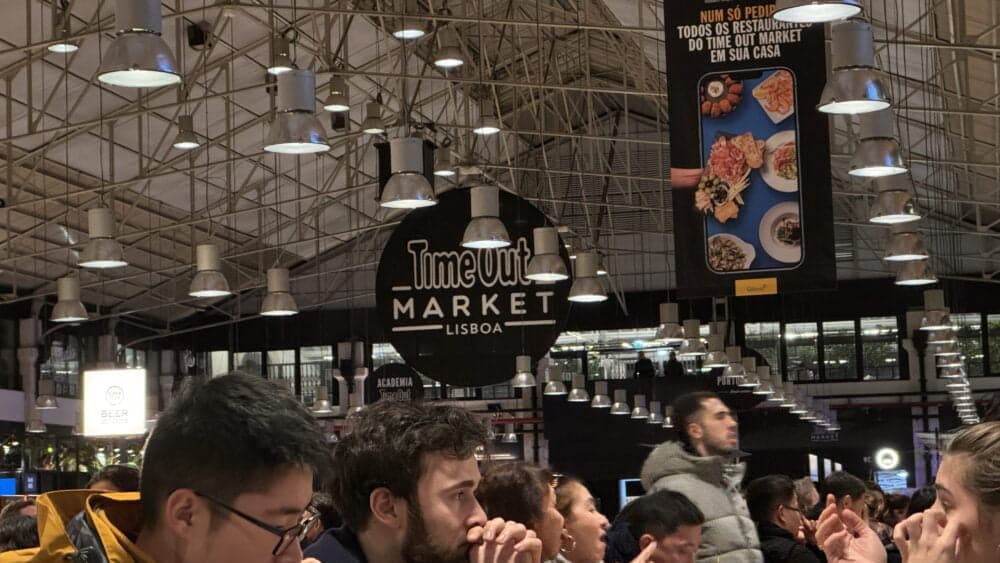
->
<box><xmin>161</xmin><ymin>489</ymin><xmax>203</xmax><ymax>539</ymax></box>
<box><xmin>687</xmin><ymin>421</ymin><xmax>703</xmax><ymax>441</ymax></box>
<box><xmin>639</xmin><ymin>533</ymin><xmax>656</xmax><ymax>551</ymax></box>
<box><xmin>369</xmin><ymin>487</ymin><xmax>406</xmax><ymax>529</ymax></box>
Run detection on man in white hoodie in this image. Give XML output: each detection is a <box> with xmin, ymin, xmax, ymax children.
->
<box><xmin>640</xmin><ymin>391</ymin><xmax>762</xmax><ymax>562</ymax></box>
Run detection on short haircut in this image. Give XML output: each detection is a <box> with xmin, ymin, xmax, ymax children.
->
<box><xmin>746</xmin><ymin>475</ymin><xmax>796</xmax><ymax>523</ymax></box>
<box><xmin>821</xmin><ymin>471</ymin><xmax>867</xmax><ymax>503</ymax></box>
<box><xmin>906</xmin><ymin>485</ymin><xmax>936</xmax><ymax>516</ymax></box>
<box><xmin>310</xmin><ymin>492</ymin><xmax>342</xmax><ymax>531</ymax></box>
<box><xmin>792</xmin><ymin>477</ymin><xmax>818</xmax><ymax>510</ymax></box>
<box><xmin>476</xmin><ymin>463</ymin><xmax>553</xmax><ymax>528</ymax></box>
<box><xmin>328</xmin><ymin>400</ymin><xmax>489</xmax><ymax>531</ymax></box>
<box><xmin>671</xmin><ymin>391</ymin><xmax>721</xmax><ymax>447</ymax></box>
<box><xmin>885</xmin><ymin>493</ymin><xmax>909</xmax><ymax>512</ymax></box>
<box><xmin>0</xmin><ymin>499</ymin><xmax>34</xmax><ymax>521</ymax></box>
<box><xmin>619</xmin><ymin>490</ymin><xmax>704</xmax><ymax>540</ymax></box>
<box><xmin>87</xmin><ymin>464</ymin><xmax>140</xmax><ymax>492</ymax></box>
<box><xmin>0</xmin><ymin>514</ymin><xmax>39</xmax><ymax>551</ymax></box>
<box><xmin>140</xmin><ymin>373</ymin><xmax>331</xmax><ymax>527</ymax></box>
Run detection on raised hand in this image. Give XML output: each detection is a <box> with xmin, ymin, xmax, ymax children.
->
<box><xmin>816</xmin><ymin>494</ymin><xmax>886</xmax><ymax>563</ymax></box>
<box><xmin>467</xmin><ymin>518</ymin><xmax>543</xmax><ymax>563</ymax></box>
<box><xmin>892</xmin><ymin>509</ymin><xmax>961</xmax><ymax>563</ymax></box>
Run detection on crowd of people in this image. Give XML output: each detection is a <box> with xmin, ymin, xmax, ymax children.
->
<box><xmin>0</xmin><ymin>373</ymin><xmax>997</xmax><ymax>563</ymax></box>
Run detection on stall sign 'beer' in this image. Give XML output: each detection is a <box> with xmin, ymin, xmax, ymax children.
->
<box><xmin>376</xmin><ymin>189</ymin><xmax>570</xmax><ymax>387</ymax></box>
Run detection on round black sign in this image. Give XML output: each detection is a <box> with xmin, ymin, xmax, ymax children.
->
<box><xmin>366</xmin><ymin>363</ymin><xmax>425</xmax><ymax>403</ymax></box>
<box><xmin>376</xmin><ymin>188</ymin><xmax>571</xmax><ymax>386</ymax></box>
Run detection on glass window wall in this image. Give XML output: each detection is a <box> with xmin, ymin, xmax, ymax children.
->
<box><xmin>822</xmin><ymin>321</ymin><xmax>857</xmax><ymax>381</ymax></box>
<box><xmin>785</xmin><ymin>322</ymin><xmax>819</xmax><ymax>382</ymax></box>
<box><xmin>860</xmin><ymin>317</ymin><xmax>900</xmax><ymax>380</ymax></box>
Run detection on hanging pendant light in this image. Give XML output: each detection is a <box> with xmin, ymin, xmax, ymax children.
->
<box><xmin>609</xmin><ymin>390</ymin><xmax>630</xmax><ymax>415</ymax></box>
<box><xmin>79</xmin><ymin>207</ymin><xmax>127</xmax><ymax>268</ymax></box>
<box><xmin>527</xmin><ymin>227</ymin><xmax>569</xmax><ymax>282</ymax></box>
<box><xmin>851</xmin><ymin>109</ymin><xmax>907</xmax><ymax>177</ymax></box>
<box><xmin>679</xmin><ymin>319</ymin><xmax>707</xmax><ymax>358</ymax></box>
<box><xmin>390</xmin><ymin>0</ymin><xmax>427</xmax><ymax>39</ymax></box>
<box><xmin>590</xmin><ymin>381</ymin><xmax>611</xmax><ymax>408</ymax></box>
<box><xmin>361</xmin><ymin>101</ymin><xmax>386</xmax><ymax>135</ymax></box>
<box><xmin>739</xmin><ymin>357</ymin><xmax>760</xmax><ymax>388</ymax></box>
<box><xmin>789</xmin><ymin>391</ymin><xmax>809</xmax><ymax>415</ymax></box>
<box><xmin>654</xmin><ymin>302</ymin><xmax>685</xmax><ymax>343</ymax></box>
<box><xmin>648</xmin><ymin>401</ymin><xmax>664</xmax><ymax>425</ymax></box>
<box><xmin>267</xmin><ymin>36</ymin><xmax>295</xmax><ymax>75</ymax></box>
<box><xmin>35</xmin><ymin>379</ymin><xmax>59</xmax><ymax>410</ymax></box>
<box><xmin>630</xmin><ymin>394</ymin><xmax>650</xmax><ymax>420</ymax></box>
<box><xmin>938</xmin><ymin>366</ymin><xmax>964</xmax><ymax>379</ymax></box>
<box><xmin>473</xmin><ymin>106</ymin><xmax>501</xmax><ymax>135</ymax></box>
<box><xmin>98</xmin><ymin>0</ymin><xmax>182</xmax><ymax>88</ymax></box>
<box><xmin>322</xmin><ymin>75</ymin><xmax>350</xmax><ymax>112</ymax></box>
<box><xmin>381</xmin><ymin>137</ymin><xmax>436</xmax><ymax>208</ymax></box>
<box><xmin>818</xmin><ymin>19</ymin><xmax>890</xmax><ymax>114</ymax></box>
<box><xmin>312</xmin><ymin>385</ymin><xmax>334</xmax><ymax>415</ymax></box>
<box><xmin>567</xmin><ymin>374</ymin><xmax>590</xmax><ymax>403</ymax></box>
<box><xmin>754</xmin><ymin>366</ymin><xmax>775</xmax><ymax>395</ymax></box>
<box><xmin>463</xmin><ymin>185</ymin><xmax>511</xmax><ymax>249</ymax></box>
<box><xmin>51</xmin><ymin>276</ymin><xmax>88</xmax><ymax>322</ymax></box>
<box><xmin>703</xmin><ymin>335</ymin><xmax>729</xmax><ymax>368</ymax></box>
<box><xmin>927</xmin><ymin>330</ymin><xmax>956</xmax><ymax>346</ymax></box>
<box><xmin>944</xmin><ymin>377</ymin><xmax>969</xmax><ymax>390</ymax></box>
<box><xmin>511</xmin><ymin>355</ymin><xmax>536</xmax><ymax>388</ymax></box>
<box><xmin>933</xmin><ymin>343</ymin><xmax>960</xmax><ymax>358</ymax></box>
<box><xmin>773</xmin><ymin>0</ymin><xmax>862</xmax><ymax>23</ymax></box>
<box><xmin>869</xmin><ymin>175</ymin><xmax>920</xmax><ymax>224</ymax></box>
<box><xmin>260</xmin><ymin>268</ymin><xmax>298</xmax><ymax>316</ymax></box>
<box><xmin>500</xmin><ymin>423</ymin><xmax>518</xmax><ymax>443</ymax></box>
<box><xmin>781</xmin><ymin>382</ymin><xmax>798</xmax><ymax>409</ymax></box>
<box><xmin>172</xmin><ymin>114</ymin><xmax>201</xmax><ymax>150</ymax></box>
<box><xmin>662</xmin><ymin>406</ymin><xmax>675</xmax><ymax>429</ymax></box>
<box><xmin>723</xmin><ymin>346</ymin><xmax>748</xmax><ymax>382</ymax></box>
<box><xmin>827</xmin><ymin>412</ymin><xmax>842</xmax><ymax>432</ymax></box>
<box><xmin>920</xmin><ymin>290</ymin><xmax>954</xmax><ymax>331</ymax></box>
<box><xmin>49</xmin><ymin>3</ymin><xmax>78</xmax><ymax>53</ymax></box>
<box><xmin>884</xmin><ymin>223</ymin><xmax>928</xmax><ymax>262</ymax></box>
<box><xmin>895</xmin><ymin>260</ymin><xmax>937</xmax><ymax>286</ymax></box>
<box><xmin>265</xmin><ymin>69</ymin><xmax>330</xmax><ymax>154</ymax></box>
<box><xmin>543</xmin><ymin>365</ymin><xmax>567</xmax><ymax>396</ymax></box>
<box><xmin>25</xmin><ymin>408</ymin><xmax>47</xmax><ymax>434</ymax></box>
<box><xmin>434</xmin><ymin>147</ymin><xmax>456</xmax><ymax>177</ymax></box>
<box><xmin>568</xmin><ymin>252</ymin><xmax>607</xmax><ymax>302</ymax></box>
<box><xmin>189</xmin><ymin>244</ymin><xmax>232</xmax><ymax>298</ymax></box>
<box><xmin>434</xmin><ymin>38</ymin><xmax>465</xmax><ymax>68</ymax></box>
<box><xmin>766</xmin><ymin>372</ymin><xmax>785</xmax><ymax>402</ymax></box>
<box><xmin>936</xmin><ymin>355</ymin><xmax>963</xmax><ymax>369</ymax></box>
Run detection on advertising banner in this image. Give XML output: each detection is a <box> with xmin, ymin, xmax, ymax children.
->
<box><xmin>366</xmin><ymin>363</ymin><xmax>425</xmax><ymax>402</ymax></box>
<box><xmin>666</xmin><ymin>2</ymin><xmax>836</xmax><ymax>297</ymax></box>
<box><xmin>82</xmin><ymin>368</ymin><xmax>147</xmax><ymax>437</ymax></box>
<box><xmin>376</xmin><ymin>189</ymin><xmax>571</xmax><ymax>387</ymax></box>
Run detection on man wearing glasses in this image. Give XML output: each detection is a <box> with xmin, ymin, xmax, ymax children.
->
<box><xmin>305</xmin><ymin>400</ymin><xmax>543</xmax><ymax>563</ymax></box>
<box><xmin>745</xmin><ymin>475</ymin><xmax>823</xmax><ymax>563</ymax></box>
<box><xmin>2</xmin><ymin>373</ymin><xmax>330</xmax><ymax>563</ymax></box>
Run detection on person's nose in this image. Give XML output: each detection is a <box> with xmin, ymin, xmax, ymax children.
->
<box><xmin>468</xmin><ymin>498</ymin><xmax>488</xmax><ymax>528</ymax></box>
<box><xmin>599</xmin><ymin>514</ymin><xmax>610</xmax><ymax>529</ymax></box>
<box><xmin>278</xmin><ymin>538</ymin><xmax>304</xmax><ymax>563</ymax></box>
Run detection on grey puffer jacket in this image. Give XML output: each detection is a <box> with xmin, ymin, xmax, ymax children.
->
<box><xmin>640</xmin><ymin>441</ymin><xmax>762</xmax><ymax>563</ymax></box>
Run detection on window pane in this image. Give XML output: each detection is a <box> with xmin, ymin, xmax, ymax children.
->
<box><xmin>267</xmin><ymin>350</ymin><xmax>296</xmax><ymax>395</ymax></box>
<box><xmin>234</xmin><ymin>351</ymin><xmax>262</xmax><ymax>376</ymax></box>
<box><xmin>823</xmin><ymin>321</ymin><xmax>857</xmax><ymax>380</ymax></box>
<box><xmin>744</xmin><ymin>322</ymin><xmax>780</xmax><ymax>370</ymax></box>
<box><xmin>372</xmin><ymin>343</ymin><xmax>404</xmax><ymax>369</ymax></box>
<box><xmin>989</xmin><ymin>314</ymin><xmax>1000</xmax><ymax>375</ymax></box>
<box><xmin>951</xmin><ymin>313</ymin><xmax>983</xmax><ymax>377</ymax></box>
<box><xmin>209</xmin><ymin>351</ymin><xmax>230</xmax><ymax>377</ymax></box>
<box><xmin>785</xmin><ymin>322</ymin><xmax>819</xmax><ymax>382</ymax></box>
<box><xmin>861</xmin><ymin>317</ymin><xmax>900</xmax><ymax>380</ymax></box>
<box><xmin>300</xmin><ymin>346</ymin><xmax>333</xmax><ymax>405</ymax></box>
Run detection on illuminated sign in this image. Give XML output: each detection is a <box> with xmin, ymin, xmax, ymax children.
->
<box><xmin>875</xmin><ymin>447</ymin><xmax>901</xmax><ymax>470</ymax></box>
<box><xmin>83</xmin><ymin>369</ymin><xmax>147</xmax><ymax>437</ymax></box>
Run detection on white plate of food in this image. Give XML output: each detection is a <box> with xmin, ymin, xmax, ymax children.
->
<box><xmin>707</xmin><ymin>234</ymin><xmax>756</xmax><ymax>272</ymax></box>
<box><xmin>752</xmin><ymin>69</ymin><xmax>795</xmax><ymax>124</ymax></box>
<box><xmin>761</xmin><ymin>130</ymin><xmax>798</xmax><ymax>192</ymax></box>
<box><xmin>758</xmin><ymin>202</ymin><xmax>802</xmax><ymax>264</ymax></box>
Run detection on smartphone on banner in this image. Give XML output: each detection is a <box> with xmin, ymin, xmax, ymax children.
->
<box><xmin>695</xmin><ymin>67</ymin><xmax>804</xmax><ymax>274</ymax></box>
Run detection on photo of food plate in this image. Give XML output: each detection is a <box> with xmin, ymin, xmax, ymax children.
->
<box><xmin>758</xmin><ymin>202</ymin><xmax>802</xmax><ymax>264</ymax></box>
<box><xmin>701</xmin><ymin>74</ymin><xmax>744</xmax><ymax>118</ymax></box>
<box><xmin>761</xmin><ymin>130</ymin><xmax>798</xmax><ymax>192</ymax></box>
<box><xmin>707</xmin><ymin>234</ymin><xmax>755</xmax><ymax>272</ymax></box>
<box><xmin>694</xmin><ymin>132</ymin><xmax>765</xmax><ymax>223</ymax></box>
<box><xmin>752</xmin><ymin>69</ymin><xmax>794</xmax><ymax>124</ymax></box>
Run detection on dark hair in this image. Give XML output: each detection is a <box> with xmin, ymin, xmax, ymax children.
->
<box><xmin>0</xmin><ymin>500</ymin><xmax>34</xmax><ymax>522</ymax></box>
<box><xmin>554</xmin><ymin>475</ymin><xmax>586</xmax><ymax>519</ymax></box>
<box><xmin>671</xmin><ymin>391</ymin><xmax>721</xmax><ymax>447</ymax></box>
<box><xmin>477</xmin><ymin>463</ymin><xmax>553</xmax><ymax>528</ymax></box>
<box><xmin>88</xmin><ymin>464</ymin><xmax>140</xmax><ymax>492</ymax></box>
<box><xmin>0</xmin><ymin>514</ymin><xmax>39</xmax><ymax>551</ymax></box>
<box><xmin>620</xmin><ymin>490</ymin><xmax>704</xmax><ymax>540</ymax></box>
<box><xmin>746</xmin><ymin>475</ymin><xmax>796</xmax><ymax>523</ymax></box>
<box><xmin>821</xmin><ymin>471</ymin><xmax>867</xmax><ymax>503</ymax></box>
<box><xmin>792</xmin><ymin>477</ymin><xmax>818</xmax><ymax>510</ymax></box>
<box><xmin>140</xmin><ymin>373</ymin><xmax>331</xmax><ymax>527</ymax></box>
<box><xmin>885</xmin><ymin>493</ymin><xmax>909</xmax><ymax>512</ymax></box>
<box><xmin>906</xmin><ymin>485</ymin><xmax>937</xmax><ymax>516</ymax></box>
<box><xmin>310</xmin><ymin>492</ymin><xmax>342</xmax><ymax>531</ymax></box>
<box><xmin>328</xmin><ymin>400</ymin><xmax>489</xmax><ymax>531</ymax></box>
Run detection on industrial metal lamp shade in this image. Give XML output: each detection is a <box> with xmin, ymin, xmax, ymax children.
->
<box><xmin>26</xmin><ymin>409</ymin><xmax>47</xmax><ymax>434</ymax></box>
<box><xmin>895</xmin><ymin>260</ymin><xmax>936</xmax><ymax>286</ymax></box>
<box><xmin>818</xmin><ymin>20</ymin><xmax>890</xmax><ymax>114</ymax></box>
<box><xmin>189</xmin><ymin>244</ymin><xmax>232</xmax><ymax>298</ymax></box>
<box><xmin>527</xmin><ymin>227</ymin><xmax>569</xmax><ymax>282</ymax></box>
<box><xmin>568</xmin><ymin>252</ymin><xmax>607</xmax><ymax>302</ymax></box>
<box><xmin>850</xmin><ymin>110</ymin><xmax>907</xmax><ymax>177</ymax></box>
<box><xmin>434</xmin><ymin>45</ymin><xmax>465</xmax><ymax>68</ymax></box>
<box><xmin>381</xmin><ymin>138</ymin><xmax>437</xmax><ymax>209</ymax></box>
<box><xmin>753</xmin><ymin>366</ymin><xmax>775</xmax><ymax>395</ymax></box>
<box><xmin>655</xmin><ymin>302</ymin><xmax>685</xmax><ymax>343</ymax></box>
<box><xmin>501</xmin><ymin>423</ymin><xmax>518</xmax><ymax>443</ymax></box>
<box><xmin>870</xmin><ymin>189</ymin><xmax>919</xmax><ymax>224</ymax></box>
<box><xmin>938</xmin><ymin>366</ymin><xmax>964</xmax><ymax>379</ymax></box>
<box><xmin>703</xmin><ymin>335</ymin><xmax>729</xmax><ymax>368</ymax></box>
<box><xmin>609</xmin><ymin>390</ymin><xmax>630</xmax><ymax>415</ymax></box>
<box><xmin>36</xmin><ymin>379</ymin><xmax>59</xmax><ymax>410</ymax></box>
<box><xmin>51</xmin><ymin>276</ymin><xmax>88</xmax><ymax>322</ymax></box>
<box><xmin>267</xmin><ymin>36</ymin><xmax>294</xmax><ymax>75</ymax></box>
<box><xmin>312</xmin><ymin>385</ymin><xmax>334</xmax><ymax>415</ymax></box>
<box><xmin>265</xmin><ymin>70</ymin><xmax>330</xmax><ymax>154</ymax></box>
<box><xmin>678</xmin><ymin>319</ymin><xmax>707</xmax><ymax>358</ymax></box>
<box><xmin>933</xmin><ymin>343</ymin><xmax>960</xmax><ymax>357</ymax></box>
<box><xmin>260</xmin><ymin>268</ymin><xmax>299</xmax><ymax>316</ymax></box>
<box><xmin>737</xmin><ymin>356</ymin><xmax>759</xmax><ymax>387</ymax></box>
<box><xmin>568</xmin><ymin>374</ymin><xmax>590</xmax><ymax>403</ymax></box>
<box><xmin>662</xmin><ymin>409</ymin><xmax>674</xmax><ymax>429</ymax></box>
<box><xmin>434</xmin><ymin>147</ymin><xmax>456</xmax><ymax>177</ymax></box>
<box><xmin>390</xmin><ymin>0</ymin><xmax>427</xmax><ymax>39</ymax></box>
<box><xmin>884</xmin><ymin>225</ymin><xmax>928</xmax><ymax>262</ymax></box>
<box><xmin>361</xmin><ymin>102</ymin><xmax>386</xmax><ymax>134</ymax></box>
<box><xmin>98</xmin><ymin>0</ymin><xmax>181</xmax><ymax>88</ymax></box>
<box><xmin>463</xmin><ymin>186</ymin><xmax>511</xmax><ymax>249</ymax></box>
<box><xmin>322</xmin><ymin>76</ymin><xmax>350</xmax><ymax>112</ymax></box>
<box><xmin>630</xmin><ymin>394</ymin><xmax>650</xmax><ymax>420</ymax></box>
<box><xmin>781</xmin><ymin>382</ymin><xmax>798</xmax><ymax>409</ymax></box>
<box><xmin>79</xmin><ymin>207</ymin><xmax>128</xmax><ymax>268</ymax></box>
<box><xmin>543</xmin><ymin>366</ymin><xmax>568</xmax><ymax>395</ymax></box>
<box><xmin>648</xmin><ymin>401</ymin><xmax>664</xmax><ymax>424</ymax></box>
<box><xmin>773</xmin><ymin>0</ymin><xmax>862</xmax><ymax>23</ymax></box>
<box><xmin>172</xmin><ymin>114</ymin><xmax>200</xmax><ymax>150</ymax></box>
<box><xmin>920</xmin><ymin>291</ymin><xmax>952</xmax><ymax>330</ymax></box>
<box><xmin>590</xmin><ymin>381</ymin><xmax>610</xmax><ymax>408</ymax></box>
<box><xmin>473</xmin><ymin>107</ymin><xmax>501</xmax><ymax>135</ymax></box>
<box><xmin>49</xmin><ymin>8</ymin><xmax>78</xmax><ymax>53</ymax></box>
<box><xmin>511</xmin><ymin>355</ymin><xmax>536</xmax><ymax>388</ymax></box>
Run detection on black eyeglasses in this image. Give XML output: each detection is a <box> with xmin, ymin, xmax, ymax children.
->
<box><xmin>781</xmin><ymin>505</ymin><xmax>804</xmax><ymax>515</ymax></box>
<box><xmin>194</xmin><ymin>492</ymin><xmax>317</xmax><ymax>556</ymax></box>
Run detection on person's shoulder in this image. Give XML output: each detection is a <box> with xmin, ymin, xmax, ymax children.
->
<box><xmin>304</xmin><ymin>527</ymin><xmax>367</xmax><ymax>563</ymax></box>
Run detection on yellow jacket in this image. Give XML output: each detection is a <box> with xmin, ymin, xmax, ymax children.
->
<box><xmin>0</xmin><ymin>490</ymin><xmax>154</xmax><ymax>563</ymax></box>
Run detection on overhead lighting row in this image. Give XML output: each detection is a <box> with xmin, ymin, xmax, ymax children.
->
<box><xmin>921</xmin><ymin>289</ymin><xmax>980</xmax><ymax>425</ymax></box>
